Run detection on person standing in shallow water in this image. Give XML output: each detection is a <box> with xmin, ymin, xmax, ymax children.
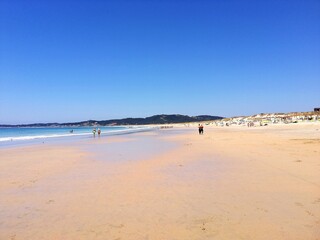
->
<box><xmin>97</xmin><ymin>128</ymin><xmax>101</xmax><ymax>137</ymax></box>
<box><xmin>92</xmin><ymin>128</ymin><xmax>96</xmax><ymax>137</ymax></box>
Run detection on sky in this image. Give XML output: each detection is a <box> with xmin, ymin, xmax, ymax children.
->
<box><xmin>0</xmin><ymin>0</ymin><xmax>319</xmax><ymax>124</ymax></box>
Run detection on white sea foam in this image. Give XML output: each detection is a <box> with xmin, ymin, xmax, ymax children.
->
<box><xmin>0</xmin><ymin>126</ymin><xmax>153</xmax><ymax>142</ymax></box>
<box><xmin>0</xmin><ymin>132</ymin><xmax>90</xmax><ymax>142</ymax></box>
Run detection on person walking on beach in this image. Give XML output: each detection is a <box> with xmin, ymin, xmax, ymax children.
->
<box><xmin>198</xmin><ymin>124</ymin><xmax>204</xmax><ymax>135</ymax></box>
<box><xmin>92</xmin><ymin>128</ymin><xmax>96</xmax><ymax>137</ymax></box>
<box><xmin>97</xmin><ymin>128</ymin><xmax>101</xmax><ymax>137</ymax></box>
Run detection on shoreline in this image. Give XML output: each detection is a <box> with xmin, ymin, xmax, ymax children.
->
<box><xmin>1</xmin><ymin>118</ymin><xmax>319</xmax><ymax>146</ymax></box>
<box><xmin>0</xmin><ymin>126</ymin><xmax>155</xmax><ymax>148</ymax></box>
<box><xmin>0</xmin><ymin>124</ymin><xmax>319</xmax><ymax>239</ymax></box>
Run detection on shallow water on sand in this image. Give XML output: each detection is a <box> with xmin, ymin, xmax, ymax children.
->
<box><xmin>80</xmin><ymin>131</ymin><xmax>181</xmax><ymax>163</ymax></box>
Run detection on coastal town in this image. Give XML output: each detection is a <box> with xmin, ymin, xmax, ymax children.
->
<box><xmin>213</xmin><ymin>110</ymin><xmax>320</xmax><ymax>127</ymax></box>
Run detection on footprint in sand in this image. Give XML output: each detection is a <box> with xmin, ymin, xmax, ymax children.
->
<box><xmin>201</xmin><ymin>222</ymin><xmax>206</xmax><ymax>231</ymax></box>
<box><xmin>305</xmin><ymin>210</ymin><xmax>314</xmax><ymax>217</ymax></box>
<box><xmin>108</xmin><ymin>223</ymin><xmax>124</xmax><ymax>229</ymax></box>
<box><xmin>46</xmin><ymin>200</ymin><xmax>55</xmax><ymax>204</ymax></box>
<box><xmin>256</xmin><ymin>207</ymin><xmax>269</xmax><ymax>213</ymax></box>
<box><xmin>313</xmin><ymin>198</ymin><xmax>320</xmax><ymax>204</ymax></box>
<box><xmin>193</xmin><ymin>217</ymin><xmax>216</xmax><ymax>232</ymax></box>
<box><xmin>295</xmin><ymin>202</ymin><xmax>303</xmax><ymax>207</ymax></box>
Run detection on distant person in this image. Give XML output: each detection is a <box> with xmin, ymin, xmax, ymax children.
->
<box><xmin>198</xmin><ymin>124</ymin><xmax>204</xmax><ymax>135</ymax></box>
<box><xmin>70</xmin><ymin>129</ymin><xmax>74</xmax><ymax>133</ymax></box>
<box><xmin>92</xmin><ymin>128</ymin><xmax>96</xmax><ymax>137</ymax></box>
<box><xmin>97</xmin><ymin>128</ymin><xmax>101</xmax><ymax>137</ymax></box>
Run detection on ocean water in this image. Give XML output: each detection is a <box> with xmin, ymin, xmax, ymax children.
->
<box><xmin>0</xmin><ymin>126</ymin><xmax>151</xmax><ymax>143</ymax></box>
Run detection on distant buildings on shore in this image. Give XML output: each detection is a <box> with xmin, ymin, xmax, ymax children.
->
<box><xmin>213</xmin><ymin>111</ymin><xmax>320</xmax><ymax>127</ymax></box>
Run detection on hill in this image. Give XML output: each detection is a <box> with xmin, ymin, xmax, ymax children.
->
<box><xmin>0</xmin><ymin>114</ymin><xmax>223</xmax><ymax>127</ymax></box>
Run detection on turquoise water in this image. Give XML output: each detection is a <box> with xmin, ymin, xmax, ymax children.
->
<box><xmin>0</xmin><ymin>126</ymin><xmax>150</xmax><ymax>143</ymax></box>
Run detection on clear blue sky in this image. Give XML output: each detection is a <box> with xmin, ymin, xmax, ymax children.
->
<box><xmin>1</xmin><ymin>0</ymin><xmax>319</xmax><ymax>124</ymax></box>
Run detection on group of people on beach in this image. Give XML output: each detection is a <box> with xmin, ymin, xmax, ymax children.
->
<box><xmin>92</xmin><ymin>128</ymin><xmax>101</xmax><ymax>137</ymax></box>
<box><xmin>247</xmin><ymin>122</ymin><xmax>254</xmax><ymax>127</ymax></box>
<box><xmin>198</xmin><ymin>124</ymin><xmax>204</xmax><ymax>135</ymax></box>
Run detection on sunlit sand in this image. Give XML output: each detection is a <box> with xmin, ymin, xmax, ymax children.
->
<box><xmin>0</xmin><ymin>123</ymin><xmax>319</xmax><ymax>239</ymax></box>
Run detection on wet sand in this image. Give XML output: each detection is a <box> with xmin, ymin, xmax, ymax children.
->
<box><xmin>0</xmin><ymin>124</ymin><xmax>319</xmax><ymax>239</ymax></box>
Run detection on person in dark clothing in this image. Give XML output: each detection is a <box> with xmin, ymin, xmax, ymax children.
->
<box><xmin>198</xmin><ymin>124</ymin><xmax>204</xmax><ymax>134</ymax></box>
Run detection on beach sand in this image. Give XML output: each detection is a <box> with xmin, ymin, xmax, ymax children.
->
<box><xmin>0</xmin><ymin>123</ymin><xmax>319</xmax><ymax>239</ymax></box>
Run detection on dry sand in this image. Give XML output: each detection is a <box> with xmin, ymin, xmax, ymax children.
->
<box><xmin>0</xmin><ymin>123</ymin><xmax>319</xmax><ymax>239</ymax></box>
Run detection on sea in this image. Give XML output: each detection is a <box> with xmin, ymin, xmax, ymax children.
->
<box><xmin>0</xmin><ymin>126</ymin><xmax>152</xmax><ymax>146</ymax></box>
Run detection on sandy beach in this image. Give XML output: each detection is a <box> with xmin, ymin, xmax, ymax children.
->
<box><xmin>0</xmin><ymin>123</ymin><xmax>319</xmax><ymax>240</ymax></box>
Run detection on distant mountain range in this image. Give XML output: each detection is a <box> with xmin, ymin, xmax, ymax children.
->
<box><xmin>0</xmin><ymin>114</ymin><xmax>223</xmax><ymax>127</ymax></box>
